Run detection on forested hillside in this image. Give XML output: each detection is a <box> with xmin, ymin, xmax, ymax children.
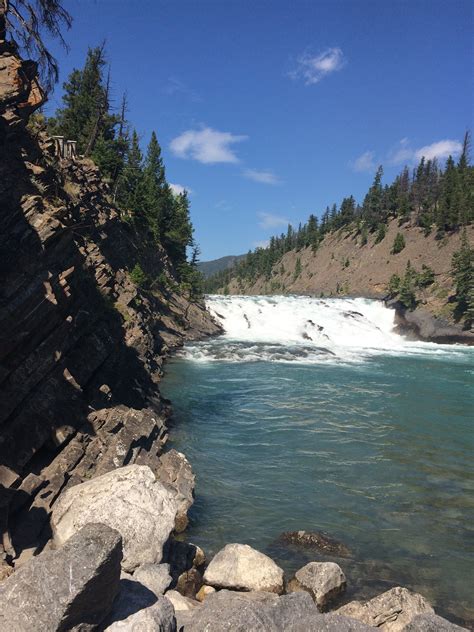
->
<box><xmin>206</xmin><ymin>145</ymin><xmax>474</xmax><ymax>330</ymax></box>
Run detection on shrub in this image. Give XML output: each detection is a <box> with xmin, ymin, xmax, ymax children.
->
<box><xmin>130</xmin><ymin>263</ymin><xmax>149</xmax><ymax>288</ymax></box>
<box><xmin>375</xmin><ymin>223</ymin><xmax>387</xmax><ymax>244</ymax></box>
<box><xmin>391</xmin><ymin>232</ymin><xmax>406</xmax><ymax>254</ymax></box>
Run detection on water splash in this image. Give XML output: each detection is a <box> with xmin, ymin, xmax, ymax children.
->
<box><xmin>180</xmin><ymin>295</ymin><xmax>462</xmax><ymax>364</ymax></box>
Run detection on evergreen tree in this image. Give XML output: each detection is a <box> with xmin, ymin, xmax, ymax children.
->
<box><xmin>362</xmin><ymin>165</ymin><xmax>385</xmax><ymax>230</ymax></box>
<box><xmin>452</xmin><ymin>231</ymin><xmax>474</xmax><ymax>325</ymax></box>
<box><xmin>48</xmin><ymin>45</ymin><xmax>125</xmax><ymax>179</ymax></box>
<box><xmin>116</xmin><ymin>130</ymin><xmax>145</xmax><ymax>221</ymax></box>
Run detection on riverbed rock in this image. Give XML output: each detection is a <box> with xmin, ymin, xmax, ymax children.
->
<box><xmin>203</xmin><ymin>543</ymin><xmax>285</xmax><ymax>594</ymax></box>
<box><xmin>176</xmin><ymin>567</ymin><xmax>203</xmax><ymax>598</ymax></box>
<box><xmin>105</xmin><ymin>587</ymin><xmax>176</xmax><ymax>631</ymax></box>
<box><xmin>51</xmin><ymin>464</ymin><xmax>178</xmax><ymax>572</ymax></box>
<box><xmin>287</xmin><ymin>561</ymin><xmax>347</xmax><ymax>610</ymax></box>
<box><xmin>401</xmin><ymin>613</ymin><xmax>468</xmax><ymax>631</ymax></box>
<box><xmin>175</xmin><ymin>589</ymin><xmax>373</xmax><ymax>631</ymax></box>
<box><xmin>196</xmin><ymin>585</ymin><xmax>216</xmax><ymax>602</ymax></box>
<box><xmin>165</xmin><ymin>589</ymin><xmax>201</xmax><ymax>612</ymax></box>
<box><xmin>156</xmin><ymin>449</ymin><xmax>195</xmax><ymax>532</ymax></box>
<box><xmin>164</xmin><ymin>538</ymin><xmax>206</xmax><ymax>581</ymax></box>
<box><xmin>279</xmin><ymin>530</ymin><xmax>351</xmax><ymax>557</ymax></box>
<box><xmin>0</xmin><ymin>523</ymin><xmax>122</xmax><ymax>631</ymax></box>
<box><xmin>336</xmin><ymin>586</ymin><xmax>435</xmax><ymax>631</ymax></box>
<box><xmin>133</xmin><ymin>563</ymin><xmax>173</xmax><ymax>596</ymax></box>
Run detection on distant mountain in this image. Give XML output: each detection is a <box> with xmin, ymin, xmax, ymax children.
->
<box><xmin>198</xmin><ymin>254</ymin><xmax>245</xmax><ymax>278</ymax></box>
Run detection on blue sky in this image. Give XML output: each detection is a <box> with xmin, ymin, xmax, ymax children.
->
<box><xmin>46</xmin><ymin>0</ymin><xmax>473</xmax><ymax>260</ymax></box>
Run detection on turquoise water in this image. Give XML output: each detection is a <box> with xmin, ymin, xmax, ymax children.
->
<box><xmin>161</xmin><ymin>296</ymin><xmax>474</xmax><ymax>625</ymax></box>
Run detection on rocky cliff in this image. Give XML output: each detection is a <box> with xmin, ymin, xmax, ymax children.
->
<box><xmin>0</xmin><ymin>28</ymin><xmax>220</xmax><ymax>575</ymax></box>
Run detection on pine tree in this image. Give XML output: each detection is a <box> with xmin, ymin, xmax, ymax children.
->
<box><xmin>116</xmin><ymin>130</ymin><xmax>145</xmax><ymax>221</ymax></box>
<box><xmin>362</xmin><ymin>165</ymin><xmax>384</xmax><ymax>230</ymax></box>
<box><xmin>399</xmin><ymin>261</ymin><xmax>417</xmax><ymax>309</ymax></box>
<box><xmin>48</xmin><ymin>45</ymin><xmax>125</xmax><ymax>179</ymax></box>
<box><xmin>452</xmin><ymin>231</ymin><xmax>474</xmax><ymax>325</ymax></box>
<box><xmin>141</xmin><ymin>130</ymin><xmax>166</xmax><ymax>239</ymax></box>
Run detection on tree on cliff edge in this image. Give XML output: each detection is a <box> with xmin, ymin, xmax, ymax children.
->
<box><xmin>1</xmin><ymin>0</ymin><xmax>72</xmax><ymax>91</ymax></box>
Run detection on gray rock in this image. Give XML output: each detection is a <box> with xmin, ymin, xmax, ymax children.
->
<box><xmin>176</xmin><ymin>589</ymin><xmax>373</xmax><ymax>631</ymax></box>
<box><xmin>165</xmin><ymin>589</ymin><xmax>201</xmax><ymax>612</ymax></box>
<box><xmin>337</xmin><ymin>586</ymin><xmax>434</xmax><ymax>631</ymax></box>
<box><xmin>105</xmin><ymin>593</ymin><xmax>176</xmax><ymax>631</ymax></box>
<box><xmin>156</xmin><ymin>449</ymin><xmax>195</xmax><ymax>532</ymax></box>
<box><xmin>51</xmin><ymin>464</ymin><xmax>178</xmax><ymax>572</ymax></box>
<box><xmin>0</xmin><ymin>522</ymin><xmax>122</xmax><ymax>631</ymax></box>
<box><xmin>203</xmin><ymin>543</ymin><xmax>285</xmax><ymax>594</ymax></box>
<box><xmin>176</xmin><ymin>567</ymin><xmax>203</xmax><ymax>598</ymax></box>
<box><xmin>288</xmin><ymin>561</ymin><xmax>346</xmax><ymax>610</ymax></box>
<box><xmin>133</xmin><ymin>563</ymin><xmax>173</xmax><ymax>596</ymax></box>
<box><xmin>104</xmin><ymin>578</ymin><xmax>157</xmax><ymax>624</ymax></box>
<box><xmin>401</xmin><ymin>613</ymin><xmax>468</xmax><ymax>631</ymax></box>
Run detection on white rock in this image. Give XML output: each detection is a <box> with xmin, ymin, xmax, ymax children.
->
<box><xmin>336</xmin><ymin>586</ymin><xmax>435</xmax><ymax>631</ymax></box>
<box><xmin>165</xmin><ymin>589</ymin><xmax>201</xmax><ymax>612</ymax></box>
<box><xmin>203</xmin><ymin>543</ymin><xmax>284</xmax><ymax>594</ymax></box>
<box><xmin>288</xmin><ymin>561</ymin><xmax>346</xmax><ymax>609</ymax></box>
<box><xmin>51</xmin><ymin>465</ymin><xmax>178</xmax><ymax>572</ymax></box>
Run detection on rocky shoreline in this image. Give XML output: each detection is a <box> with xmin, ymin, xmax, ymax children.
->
<box><xmin>0</xmin><ymin>459</ymin><xmax>469</xmax><ymax>631</ymax></box>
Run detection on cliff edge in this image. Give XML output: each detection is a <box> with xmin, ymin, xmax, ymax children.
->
<box><xmin>0</xmin><ymin>27</ymin><xmax>220</xmax><ymax>574</ymax></box>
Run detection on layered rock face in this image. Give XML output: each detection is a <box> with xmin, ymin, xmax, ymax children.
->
<box><xmin>0</xmin><ymin>28</ymin><xmax>220</xmax><ymax>572</ymax></box>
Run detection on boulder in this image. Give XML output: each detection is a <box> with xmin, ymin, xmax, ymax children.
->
<box><xmin>337</xmin><ymin>586</ymin><xmax>435</xmax><ymax>631</ymax></box>
<box><xmin>203</xmin><ymin>543</ymin><xmax>285</xmax><ymax>594</ymax></box>
<box><xmin>279</xmin><ymin>530</ymin><xmax>351</xmax><ymax>557</ymax></box>
<box><xmin>175</xmin><ymin>589</ymin><xmax>373</xmax><ymax>631</ymax></box>
<box><xmin>196</xmin><ymin>585</ymin><xmax>216</xmax><ymax>602</ymax></box>
<box><xmin>287</xmin><ymin>561</ymin><xmax>346</xmax><ymax>610</ymax></box>
<box><xmin>164</xmin><ymin>538</ymin><xmax>205</xmax><ymax>581</ymax></box>
<box><xmin>176</xmin><ymin>567</ymin><xmax>203</xmax><ymax>598</ymax></box>
<box><xmin>133</xmin><ymin>563</ymin><xmax>173</xmax><ymax>596</ymax></box>
<box><xmin>105</xmin><ymin>593</ymin><xmax>176</xmax><ymax>631</ymax></box>
<box><xmin>0</xmin><ymin>523</ymin><xmax>122</xmax><ymax>631</ymax></box>
<box><xmin>165</xmin><ymin>589</ymin><xmax>201</xmax><ymax>612</ymax></box>
<box><xmin>51</xmin><ymin>464</ymin><xmax>178</xmax><ymax>572</ymax></box>
<box><xmin>104</xmin><ymin>578</ymin><xmax>158</xmax><ymax>626</ymax></box>
<box><xmin>401</xmin><ymin>613</ymin><xmax>468</xmax><ymax>631</ymax></box>
<box><xmin>156</xmin><ymin>449</ymin><xmax>195</xmax><ymax>532</ymax></box>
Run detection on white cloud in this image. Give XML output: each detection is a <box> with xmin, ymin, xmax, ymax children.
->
<box><xmin>170</xmin><ymin>127</ymin><xmax>248</xmax><ymax>164</ymax></box>
<box><xmin>258</xmin><ymin>212</ymin><xmax>289</xmax><ymax>230</ymax></box>
<box><xmin>290</xmin><ymin>47</ymin><xmax>346</xmax><ymax>85</ymax></box>
<box><xmin>243</xmin><ymin>168</ymin><xmax>280</xmax><ymax>184</ymax></box>
<box><xmin>388</xmin><ymin>138</ymin><xmax>463</xmax><ymax>165</ymax></box>
<box><xmin>253</xmin><ymin>240</ymin><xmax>270</xmax><ymax>249</ymax></box>
<box><xmin>169</xmin><ymin>183</ymin><xmax>192</xmax><ymax>196</ymax></box>
<box><xmin>414</xmin><ymin>139</ymin><xmax>462</xmax><ymax>161</ymax></box>
<box><xmin>351</xmin><ymin>150</ymin><xmax>376</xmax><ymax>173</ymax></box>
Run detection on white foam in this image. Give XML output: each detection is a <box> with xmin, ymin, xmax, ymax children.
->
<box><xmin>179</xmin><ymin>295</ymin><xmax>468</xmax><ymax>364</ymax></box>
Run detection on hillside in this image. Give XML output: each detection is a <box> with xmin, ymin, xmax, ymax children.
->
<box><xmin>208</xmin><ymin>221</ymin><xmax>474</xmax><ymax>343</ymax></box>
<box><xmin>198</xmin><ymin>254</ymin><xmax>245</xmax><ymax>278</ymax></box>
